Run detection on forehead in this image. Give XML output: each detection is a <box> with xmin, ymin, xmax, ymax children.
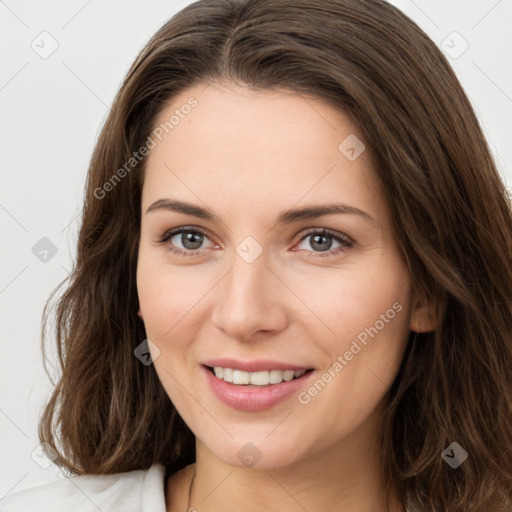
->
<box><xmin>152</xmin><ymin>81</ymin><xmax>360</xmax><ymax>155</ymax></box>
<box><xmin>142</xmin><ymin>82</ymin><xmax>386</xmax><ymax>223</ymax></box>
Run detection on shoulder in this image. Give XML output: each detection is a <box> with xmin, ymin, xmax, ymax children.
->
<box><xmin>0</xmin><ymin>463</ymin><xmax>166</xmax><ymax>512</ymax></box>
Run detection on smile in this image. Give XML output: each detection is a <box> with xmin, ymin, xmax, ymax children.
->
<box><xmin>201</xmin><ymin>361</ymin><xmax>315</xmax><ymax>411</ymax></box>
<box><xmin>210</xmin><ymin>367</ymin><xmax>308</xmax><ymax>386</ymax></box>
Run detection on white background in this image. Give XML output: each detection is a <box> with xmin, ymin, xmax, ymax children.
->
<box><xmin>1</xmin><ymin>0</ymin><xmax>511</xmax><ymax>498</ymax></box>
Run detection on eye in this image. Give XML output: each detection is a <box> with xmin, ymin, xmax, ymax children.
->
<box><xmin>294</xmin><ymin>228</ymin><xmax>353</xmax><ymax>257</ymax></box>
<box><xmin>157</xmin><ymin>227</ymin><xmax>215</xmax><ymax>256</ymax></box>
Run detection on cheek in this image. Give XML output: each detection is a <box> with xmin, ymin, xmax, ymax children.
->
<box><xmin>136</xmin><ymin>259</ymin><xmax>203</xmax><ymax>404</ymax></box>
<box><xmin>291</xmin><ymin>261</ymin><xmax>411</xmax><ymax>429</ymax></box>
<box><xmin>137</xmin><ymin>255</ymin><xmax>208</xmax><ymax>340</ymax></box>
<box><xmin>283</xmin><ymin>255</ymin><xmax>411</xmax><ymax>351</ymax></box>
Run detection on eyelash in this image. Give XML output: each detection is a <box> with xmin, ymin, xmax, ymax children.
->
<box><xmin>156</xmin><ymin>226</ymin><xmax>354</xmax><ymax>258</ymax></box>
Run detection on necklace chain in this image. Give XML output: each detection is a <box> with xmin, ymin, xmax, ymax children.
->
<box><xmin>186</xmin><ymin>468</ymin><xmax>196</xmax><ymax>511</ymax></box>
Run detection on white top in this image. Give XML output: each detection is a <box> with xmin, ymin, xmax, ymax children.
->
<box><xmin>0</xmin><ymin>463</ymin><xmax>167</xmax><ymax>512</ymax></box>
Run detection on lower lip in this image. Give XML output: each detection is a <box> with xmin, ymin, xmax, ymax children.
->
<box><xmin>202</xmin><ymin>365</ymin><xmax>313</xmax><ymax>411</ymax></box>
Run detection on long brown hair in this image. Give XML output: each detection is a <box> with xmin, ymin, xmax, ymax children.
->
<box><xmin>39</xmin><ymin>1</ymin><xmax>512</xmax><ymax>510</ymax></box>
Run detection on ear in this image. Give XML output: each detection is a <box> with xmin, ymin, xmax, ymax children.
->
<box><xmin>409</xmin><ymin>292</ymin><xmax>443</xmax><ymax>333</ymax></box>
<box><xmin>137</xmin><ymin>307</ymin><xmax>144</xmax><ymax>320</ymax></box>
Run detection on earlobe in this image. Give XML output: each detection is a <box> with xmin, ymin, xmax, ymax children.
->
<box><xmin>409</xmin><ymin>295</ymin><xmax>443</xmax><ymax>333</ymax></box>
<box><xmin>137</xmin><ymin>307</ymin><xmax>144</xmax><ymax>320</ymax></box>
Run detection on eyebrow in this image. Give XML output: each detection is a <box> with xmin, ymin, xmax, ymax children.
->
<box><xmin>146</xmin><ymin>199</ymin><xmax>376</xmax><ymax>225</ymax></box>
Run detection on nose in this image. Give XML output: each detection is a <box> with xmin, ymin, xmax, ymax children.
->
<box><xmin>211</xmin><ymin>246</ymin><xmax>288</xmax><ymax>343</ymax></box>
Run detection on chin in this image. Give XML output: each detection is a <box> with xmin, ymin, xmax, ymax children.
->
<box><xmin>198</xmin><ymin>430</ymin><xmax>312</xmax><ymax>470</ymax></box>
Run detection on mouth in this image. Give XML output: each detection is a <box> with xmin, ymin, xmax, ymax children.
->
<box><xmin>205</xmin><ymin>365</ymin><xmax>314</xmax><ymax>387</ymax></box>
<box><xmin>200</xmin><ymin>360</ymin><xmax>315</xmax><ymax>411</ymax></box>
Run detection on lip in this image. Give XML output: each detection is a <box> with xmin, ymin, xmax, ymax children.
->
<box><xmin>202</xmin><ymin>358</ymin><xmax>311</xmax><ymax>373</ymax></box>
<box><xmin>201</xmin><ymin>364</ymin><xmax>314</xmax><ymax>412</ymax></box>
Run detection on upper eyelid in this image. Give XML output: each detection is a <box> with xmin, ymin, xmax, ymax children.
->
<box><xmin>158</xmin><ymin>226</ymin><xmax>214</xmax><ymax>243</ymax></box>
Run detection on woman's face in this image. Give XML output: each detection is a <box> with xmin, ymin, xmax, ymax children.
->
<box><xmin>137</xmin><ymin>82</ymin><xmax>427</xmax><ymax>469</ymax></box>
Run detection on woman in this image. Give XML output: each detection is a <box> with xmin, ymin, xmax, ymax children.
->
<box><xmin>2</xmin><ymin>0</ymin><xmax>511</xmax><ymax>511</ymax></box>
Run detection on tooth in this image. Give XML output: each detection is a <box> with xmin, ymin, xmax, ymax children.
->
<box><xmin>215</xmin><ymin>367</ymin><xmax>307</xmax><ymax>385</ymax></box>
<box><xmin>282</xmin><ymin>370</ymin><xmax>294</xmax><ymax>381</ymax></box>
<box><xmin>232</xmin><ymin>370</ymin><xmax>250</xmax><ymax>385</ymax></box>
<box><xmin>249</xmin><ymin>371</ymin><xmax>270</xmax><ymax>386</ymax></box>
<box><xmin>269</xmin><ymin>370</ymin><xmax>283</xmax><ymax>384</ymax></box>
<box><xmin>223</xmin><ymin>367</ymin><xmax>234</xmax><ymax>383</ymax></box>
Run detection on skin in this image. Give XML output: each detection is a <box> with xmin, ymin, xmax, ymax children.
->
<box><xmin>136</xmin><ymin>82</ymin><xmax>437</xmax><ymax>512</ymax></box>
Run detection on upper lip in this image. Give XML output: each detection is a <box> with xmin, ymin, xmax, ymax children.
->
<box><xmin>202</xmin><ymin>358</ymin><xmax>313</xmax><ymax>372</ymax></box>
